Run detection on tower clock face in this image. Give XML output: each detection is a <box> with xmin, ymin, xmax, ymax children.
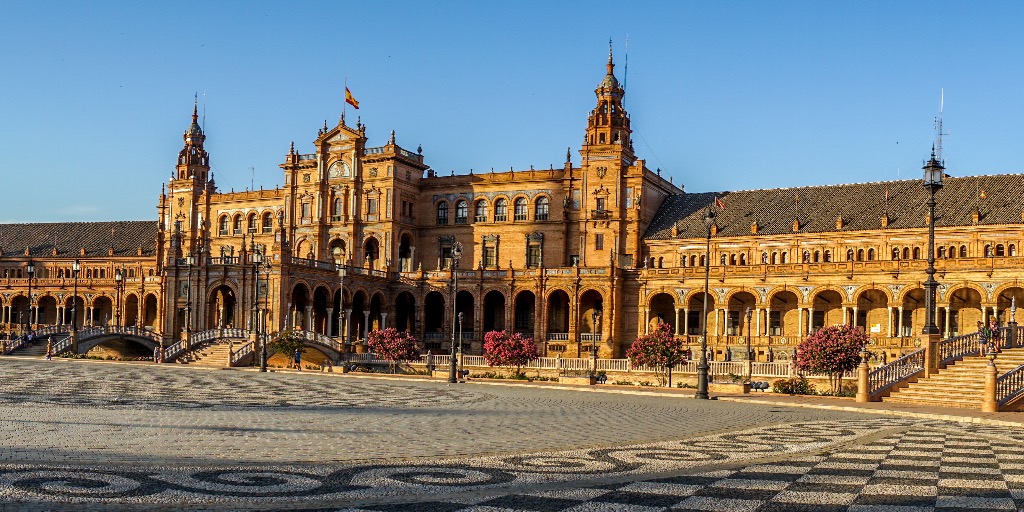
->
<box><xmin>328</xmin><ymin>160</ymin><xmax>351</xmax><ymax>179</ymax></box>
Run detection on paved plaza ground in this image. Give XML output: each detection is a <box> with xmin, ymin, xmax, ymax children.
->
<box><xmin>2</xmin><ymin>358</ymin><xmax>1024</xmax><ymax>511</ymax></box>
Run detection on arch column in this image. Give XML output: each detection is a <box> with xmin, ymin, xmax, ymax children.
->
<box><xmin>305</xmin><ymin>305</ymin><xmax>313</xmax><ymax>331</ymax></box>
<box><xmin>380</xmin><ymin>312</ymin><xmax>388</xmax><ymax>330</ymax></box>
<box><xmin>944</xmin><ymin>308</ymin><xmax>951</xmax><ymax>337</ymax></box>
<box><xmin>897</xmin><ymin>306</ymin><xmax>904</xmax><ymax>337</ymax></box>
<box><xmin>682</xmin><ymin>307</ymin><xmax>690</xmax><ymax>335</ymax></box>
<box><xmin>326</xmin><ymin>307</ymin><xmax>334</xmax><ymax>336</ymax></box>
<box><xmin>674</xmin><ymin>308</ymin><xmax>683</xmax><ymax>335</ymax></box>
<box><xmin>797</xmin><ymin>307</ymin><xmax>804</xmax><ymax>337</ymax></box>
<box><xmin>841</xmin><ymin>305</ymin><xmax>848</xmax><ymax>326</ymax></box>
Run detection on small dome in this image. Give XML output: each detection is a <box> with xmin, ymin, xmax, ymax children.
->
<box><xmin>599</xmin><ymin>73</ymin><xmax>619</xmax><ymax>90</ymax></box>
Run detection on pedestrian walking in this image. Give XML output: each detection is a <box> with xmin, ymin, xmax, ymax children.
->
<box><xmin>45</xmin><ymin>341</ymin><xmax>53</xmax><ymax>360</ymax></box>
<box><xmin>153</xmin><ymin>346</ymin><xmax>160</xmax><ymax>363</ymax></box>
<box><xmin>294</xmin><ymin>348</ymin><xmax>302</xmax><ymax>371</ymax></box>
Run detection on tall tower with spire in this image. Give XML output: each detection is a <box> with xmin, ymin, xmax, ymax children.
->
<box><xmin>163</xmin><ymin>99</ymin><xmax>214</xmax><ymax>259</ymax></box>
<box><xmin>583</xmin><ymin>40</ymin><xmax>634</xmax><ymax>164</ymax></box>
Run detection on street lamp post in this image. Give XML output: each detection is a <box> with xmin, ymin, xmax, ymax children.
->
<box><xmin>185</xmin><ymin>253</ymin><xmax>195</xmax><ymax>346</ymax></box>
<box><xmin>922</xmin><ymin>152</ymin><xmax>944</xmax><ymax>335</ymax></box>
<box><xmin>71</xmin><ymin>259</ymin><xmax>81</xmax><ymax>333</ymax></box>
<box><xmin>696</xmin><ymin>208</ymin><xmax>716</xmax><ymax>400</ymax></box>
<box><xmin>337</xmin><ymin>265</ymin><xmax>348</xmax><ymax>352</ymax></box>
<box><xmin>590</xmin><ymin>308</ymin><xmax>601</xmax><ymax>377</ymax></box>
<box><xmin>448</xmin><ymin>242</ymin><xmax>464</xmax><ymax>384</ymax></box>
<box><xmin>745</xmin><ymin>306</ymin><xmax>753</xmax><ymax>383</ymax></box>
<box><xmin>457</xmin><ymin>311</ymin><xmax>464</xmax><ymax>375</ymax></box>
<box><xmin>25</xmin><ymin>260</ymin><xmax>36</xmax><ymax>335</ymax></box>
<box><xmin>251</xmin><ymin>243</ymin><xmax>266</xmax><ymax>371</ymax></box>
<box><xmin>114</xmin><ymin>267</ymin><xmax>125</xmax><ymax>328</ymax></box>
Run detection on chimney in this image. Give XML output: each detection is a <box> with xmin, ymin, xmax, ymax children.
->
<box><xmin>751</xmin><ymin>222</ymin><xmax>759</xmax><ymax>234</ymax></box>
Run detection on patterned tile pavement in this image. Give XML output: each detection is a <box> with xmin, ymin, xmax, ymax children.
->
<box><xmin>3</xmin><ymin>358</ymin><xmax>1024</xmax><ymax>511</ymax></box>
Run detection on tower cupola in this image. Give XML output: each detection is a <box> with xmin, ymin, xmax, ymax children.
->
<box><xmin>585</xmin><ymin>40</ymin><xmax>633</xmax><ymax>157</ymax></box>
<box><xmin>176</xmin><ymin>100</ymin><xmax>210</xmax><ymax>182</ymax></box>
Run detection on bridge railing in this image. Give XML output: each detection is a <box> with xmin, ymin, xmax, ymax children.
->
<box><xmin>3</xmin><ymin>335</ymin><xmax>28</xmax><ymax>354</ymax></box>
<box><xmin>939</xmin><ymin>331</ymin><xmax>981</xmax><ymax>365</ymax></box>
<box><xmin>868</xmin><ymin>347</ymin><xmax>925</xmax><ymax>396</ymax></box>
<box><xmin>294</xmin><ymin>330</ymin><xmax>342</xmax><ymax>354</ymax></box>
<box><xmin>997</xmin><ymin>363</ymin><xmax>1024</xmax><ymax>407</ymax></box>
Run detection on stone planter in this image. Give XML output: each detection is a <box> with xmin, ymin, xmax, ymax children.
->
<box><xmin>709</xmin><ymin>381</ymin><xmax>751</xmax><ymax>394</ymax></box>
<box><xmin>559</xmin><ymin>375</ymin><xmax>597</xmax><ymax>386</ymax></box>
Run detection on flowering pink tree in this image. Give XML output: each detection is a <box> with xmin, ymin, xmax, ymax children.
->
<box><xmin>367</xmin><ymin>328</ymin><xmax>420</xmax><ymax>373</ymax></box>
<box><xmin>626</xmin><ymin>323</ymin><xmax>686</xmax><ymax>386</ymax></box>
<box><xmin>795</xmin><ymin>324</ymin><xmax>868</xmax><ymax>394</ymax></box>
<box><xmin>483</xmin><ymin>330</ymin><xmax>539</xmax><ymax>377</ymax></box>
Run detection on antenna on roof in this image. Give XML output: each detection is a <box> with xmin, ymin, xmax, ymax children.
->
<box><xmin>202</xmin><ymin>92</ymin><xmax>207</xmax><ymax>132</ymax></box>
<box><xmin>623</xmin><ymin>33</ymin><xmax>629</xmax><ymax>95</ymax></box>
<box><xmin>934</xmin><ymin>88</ymin><xmax>947</xmax><ymax>163</ymax></box>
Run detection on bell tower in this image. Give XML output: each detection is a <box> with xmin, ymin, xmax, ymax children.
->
<box><xmin>165</xmin><ymin>99</ymin><xmax>214</xmax><ymax>258</ymax></box>
<box><xmin>583</xmin><ymin>41</ymin><xmax>634</xmax><ymax>166</ymax></box>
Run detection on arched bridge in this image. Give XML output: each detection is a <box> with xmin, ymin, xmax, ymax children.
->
<box><xmin>229</xmin><ymin>330</ymin><xmax>345</xmax><ymax>367</ymax></box>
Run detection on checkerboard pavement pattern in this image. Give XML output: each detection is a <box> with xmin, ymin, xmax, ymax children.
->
<box><xmin>339</xmin><ymin>429</ymin><xmax>1024</xmax><ymax>512</ymax></box>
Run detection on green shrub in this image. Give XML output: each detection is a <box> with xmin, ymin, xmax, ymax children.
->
<box><xmin>772</xmin><ymin>377</ymin><xmax>815</xmax><ymax>395</ymax></box>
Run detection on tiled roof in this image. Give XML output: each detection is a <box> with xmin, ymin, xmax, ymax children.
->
<box><xmin>0</xmin><ymin>221</ymin><xmax>159</xmax><ymax>258</ymax></box>
<box><xmin>645</xmin><ymin>174</ymin><xmax>1024</xmax><ymax>240</ymax></box>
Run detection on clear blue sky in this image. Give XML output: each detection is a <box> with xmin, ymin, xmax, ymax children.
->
<box><xmin>2</xmin><ymin>1</ymin><xmax>1023</xmax><ymax>222</ymax></box>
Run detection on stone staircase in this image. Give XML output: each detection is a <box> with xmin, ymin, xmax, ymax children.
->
<box><xmin>7</xmin><ymin>341</ymin><xmax>48</xmax><ymax>358</ymax></box>
<box><xmin>175</xmin><ymin>340</ymin><xmax>235</xmax><ymax>367</ymax></box>
<box><xmin>884</xmin><ymin>347</ymin><xmax>1024</xmax><ymax>409</ymax></box>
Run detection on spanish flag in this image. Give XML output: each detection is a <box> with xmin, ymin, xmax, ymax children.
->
<box><xmin>345</xmin><ymin>87</ymin><xmax>359</xmax><ymax>109</ymax></box>
<box><xmin>715</xmin><ymin>196</ymin><xmax>726</xmax><ymax>209</ymax></box>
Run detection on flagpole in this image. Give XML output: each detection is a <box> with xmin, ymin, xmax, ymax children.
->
<box><xmin>343</xmin><ymin>76</ymin><xmax>347</xmax><ymax>123</ymax></box>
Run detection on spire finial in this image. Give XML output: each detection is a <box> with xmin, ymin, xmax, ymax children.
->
<box><xmin>606</xmin><ymin>38</ymin><xmax>615</xmax><ymax>75</ymax></box>
<box><xmin>192</xmin><ymin>94</ymin><xmax>198</xmax><ymax>122</ymax></box>
<box><xmin>389</xmin><ymin>130</ymin><xmax>396</xmax><ymax>145</ymax></box>
<box><xmin>566</xmin><ymin>146</ymin><xmax>571</xmax><ymax>163</ymax></box>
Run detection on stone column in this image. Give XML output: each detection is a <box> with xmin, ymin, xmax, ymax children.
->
<box><xmin>944</xmin><ymin>308</ymin><xmax>952</xmax><ymax>337</ymax></box>
<box><xmin>674</xmin><ymin>308</ymin><xmax>683</xmax><ymax>335</ymax></box>
<box><xmin>982</xmin><ymin>356</ymin><xmax>998</xmax><ymax>413</ymax></box>
<box><xmin>807</xmin><ymin>307</ymin><xmax>815</xmax><ymax>334</ymax></box>
<box><xmin>797</xmin><ymin>308</ymin><xmax>804</xmax><ymax>338</ymax></box>
<box><xmin>851</xmin><ymin>306</ymin><xmax>859</xmax><ymax>328</ymax></box>
<box><xmin>380</xmin><ymin>312</ymin><xmax>388</xmax><ymax>330</ymax></box>
<box><xmin>897</xmin><ymin>306</ymin><xmax>904</xmax><ymax>337</ymax></box>
<box><xmin>326</xmin><ymin>308</ymin><xmax>334</xmax><ymax>336</ymax></box>
<box><xmin>682</xmin><ymin>308</ymin><xmax>689</xmax><ymax>336</ymax></box>
<box><xmin>305</xmin><ymin>305</ymin><xmax>313</xmax><ymax>331</ymax></box>
<box><xmin>842</xmin><ymin>306</ymin><xmax>848</xmax><ymax>326</ymax></box>
<box><xmin>362</xmin><ymin>310</ymin><xmax>370</xmax><ymax>338</ymax></box>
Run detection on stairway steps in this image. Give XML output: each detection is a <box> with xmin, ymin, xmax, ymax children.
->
<box><xmin>175</xmin><ymin>341</ymin><xmax>234</xmax><ymax>367</ymax></box>
<box><xmin>884</xmin><ymin>347</ymin><xmax>1024</xmax><ymax>408</ymax></box>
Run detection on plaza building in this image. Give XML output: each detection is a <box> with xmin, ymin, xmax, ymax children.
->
<box><xmin>2</xmin><ymin>50</ymin><xmax>1023</xmax><ymax>364</ymax></box>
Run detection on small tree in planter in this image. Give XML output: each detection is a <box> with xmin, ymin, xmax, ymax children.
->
<box><xmin>268</xmin><ymin>330</ymin><xmax>306</xmax><ymax>368</ymax></box>
<box><xmin>795</xmin><ymin>324</ymin><xmax>868</xmax><ymax>394</ymax></box>
<box><xmin>483</xmin><ymin>330</ymin><xmax>539</xmax><ymax>378</ymax></box>
<box><xmin>366</xmin><ymin>328</ymin><xmax>420</xmax><ymax>373</ymax></box>
<box><xmin>626</xmin><ymin>323</ymin><xmax>686</xmax><ymax>386</ymax></box>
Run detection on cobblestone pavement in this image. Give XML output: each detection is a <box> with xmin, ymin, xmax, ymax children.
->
<box><xmin>2</xmin><ymin>358</ymin><xmax>1021</xmax><ymax>511</ymax></box>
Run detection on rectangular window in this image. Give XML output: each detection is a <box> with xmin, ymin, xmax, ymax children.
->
<box><xmin>595</xmin><ymin>233</ymin><xmax>604</xmax><ymax>251</ymax></box>
<box><xmin>769</xmin><ymin>311</ymin><xmax>782</xmax><ymax>336</ymax></box>
<box><xmin>367</xmin><ymin>198</ymin><xmax>378</xmax><ymax>215</ymax></box>
<box><xmin>483</xmin><ymin>246</ymin><xmax>496</xmax><ymax>268</ymax></box>
<box><xmin>440</xmin><ymin>244</ymin><xmax>453</xmax><ymax>270</ymax></box>
<box><xmin>625</xmin><ymin>187</ymin><xmax>633</xmax><ymax>209</ymax></box>
<box><xmin>301</xmin><ymin>203</ymin><xmax>311</xmax><ymax>222</ymax></box>
<box><xmin>726</xmin><ymin>311</ymin><xmax>740</xmax><ymax>336</ymax></box>
<box><xmin>526</xmin><ymin>245</ymin><xmax>541</xmax><ymax>268</ymax></box>
<box><xmin>596</xmin><ymin>197</ymin><xmax>606</xmax><ymax>212</ymax></box>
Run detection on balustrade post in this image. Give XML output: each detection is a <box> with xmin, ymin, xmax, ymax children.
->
<box><xmin>924</xmin><ymin>333</ymin><xmax>941</xmax><ymax>377</ymax></box>
<box><xmin>982</xmin><ymin>354</ymin><xmax>999</xmax><ymax>413</ymax></box>
<box><xmin>856</xmin><ymin>348</ymin><xmax>870</xmax><ymax>402</ymax></box>
<box><xmin>1009</xmin><ymin>320</ymin><xmax>1018</xmax><ymax>348</ymax></box>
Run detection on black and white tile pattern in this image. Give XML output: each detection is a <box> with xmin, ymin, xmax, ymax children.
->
<box><xmin>6</xmin><ymin>419</ymin><xmax>1024</xmax><ymax>510</ymax></box>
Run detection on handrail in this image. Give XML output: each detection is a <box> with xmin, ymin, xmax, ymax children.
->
<box><xmin>51</xmin><ymin>335</ymin><xmax>73</xmax><ymax>355</ymax></box>
<box><xmin>295</xmin><ymin>329</ymin><xmax>342</xmax><ymax>354</ymax></box>
<box><xmin>996</xmin><ymin>363</ymin><xmax>1024</xmax><ymax>405</ymax></box>
<box><xmin>166</xmin><ymin>328</ymin><xmax>250</xmax><ymax>362</ymax></box>
<box><xmin>868</xmin><ymin>347</ymin><xmax>925</xmax><ymax>396</ymax></box>
<box><xmin>76</xmin><ymin>325</ymin><xmax>166</xmax><ymax>344</ymax></box>
<box><xmin>231</xmin><ymin>341</ymin><xmax>254</xmax><ymax>366</ymax></box>
<box><xmin>938</xmin><ymin>331</ymin><xmax>980</xmax><ymax>365</ymax></box>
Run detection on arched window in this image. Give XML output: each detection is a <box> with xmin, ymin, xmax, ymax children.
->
<box><xmin>454</xmin><ymin>200</ymin><xmax>468</xmax><ymax>224</ymax></box>
<box><xmin>535</xmin><ymin>196</ymin><xmax>550</xmax><ymax>221</ymax></box>
<box><xmin>892</xmin><ymin>247</ymin><xmax>900</xmax><ymax>260</ymax></box>
<box><xmin>1010</xmin><ymin>244</ymin><xmax>1018</xmax><ymax>257</ymax></box>
<box><xmin>824</xmin><ymin>250</ymin><xmax>832</xmax><ymax>262</ymax></box>
<box><xmin>333</xmin><ymin>198</ymin><xmax>343</xmax><ymax>219</ymax></box>
<box><xmin>730</xmin><ymin>254</ymin><xmax>737</xmax><ymax>265</ymax></box>
<box><xmin>867</xmin><ymin>248</ymin><xmax>875</xmax><ymax>261</ymax></box>
<box><xmin>720</xmin><ymin>254</ymin><xmax>727</xmax><ymax>266</ymax></box>
<box><xmin>902</xmin><ymin>247</ymin><xmax>910</xmax><ymax>260</ymax></box>
<box><xmin>938</xmin><ymin>247</ymin><xmax>946</xmax><ymax>258</ymax></box>
<box><xmin>681</xmin><ymin>255</ymin><xmax>688</xmax><ymax>267</ymax></box>
<box><xmin>996</xmin><ymin>244</ymin><xmax>1005</xmax><ymax>257</ymax></box>
<box><xmin>960</xmin><ymin>245</ymin><xmax>968</xmax><ymax>258</ymax></box>
<box><xmin>700</xmin><ymin>254</ymin><xmax>706</xmax><ymax>267</ymax></box>
<box><xmin>262</xmin><ymin>212</ymin><xmax>274</xmax><ymax>232</ymax></box>
<box><xmin>690</xmin><ymin>255</ymin><xmax>697</xmax><ymax>266</ymax></box>
<box><xmin>657</xmin><ymin>257</ymin><xmax>663</xmax><ymax>268</ymax></box>
<box><xmin>761</xmin><ymin>252</ymin><xmax>768</xmax><ymax>264</ymax></box>
<box><xmin>233</xmin><ymin>214</ymin><xmax>243</xmax><ymax>235</ymax></box>
<box><xmin>436</xmin><ymin>202</ymin><xmax>449</xmax><ymax>225</ymax></box>
<box><xmin>912</xmin><ymin>247</ymin><xmax>921</xmax><ymax>259</ymax></box>
<box><xmin>813</xmin><ymin>251</ymin><xmax>820</xmax><ymax>263</ymax></box>
<box><xmin>513</xmin><ymin>198</ymin><xmax>528</xmax><ymax>221</ymax></box>
<box><xmin>847</xmin><ymin>249</ymin><xmax>855</xmax><ymax>261</ymax></box>
<box><xmin>474</xmin><ymin>200</ymin><xmax>488</xmax><ymax>222</ymax></box>
<box><xmin>985</xmin><ymin>244</ymin><xmax>993</xmax><ymax>257</ymax></box>
<box><xmin>771</xmin><ymin>252</ymin><xmax>778</xmax><ymax>264</ymax></box>
<box><xmin>494</xmin><ymin>198</ymin><xmax>508</xmax><ymax>221</ymax></box>
<box><xmin>803</xmin><ymin>250</ymin><xmax>810</xmax><ymax>263</ymax></box>
<box><xmin>780</xmin><ymin>252</ymin><xmax>788</xmax><ymax>264</ymax></box>
<box><xmin>218</xmin><ymin>215</ymin><xmax>229</xmax><ymax>236</ymax></box>
<box><xmin>247</xmin><ymin>213</ymin><xmax>257</xmax><ymax>233</ymax></box>
<box><xmin>740</xmin><ymin>254</ymin><xmax>747</xmax><ymax>265</ymax></box>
